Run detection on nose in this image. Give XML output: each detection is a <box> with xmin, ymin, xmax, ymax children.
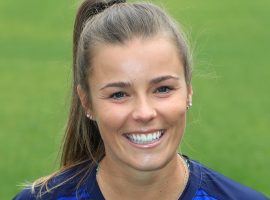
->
<box><xmin>132</xmin><ymin>97</ymin><xmax>157</xmax><ymax>122</ymax></box>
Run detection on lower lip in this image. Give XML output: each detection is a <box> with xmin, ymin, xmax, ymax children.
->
<box><xmin>124</xmin><ymin>130</ymin><xmax>166</xmax><ymax>149</ymax></box>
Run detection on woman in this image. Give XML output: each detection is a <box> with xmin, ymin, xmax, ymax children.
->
<box><xmin>14</xmin><ymin>0</ymin><xmax>269</xmax><ymax>199</ymax></box>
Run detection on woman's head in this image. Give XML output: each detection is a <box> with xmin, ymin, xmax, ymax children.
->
<box><xmin>62</xmin><ymin>0</ymin><xmax>192</xmax><ymax>168</ymax></box>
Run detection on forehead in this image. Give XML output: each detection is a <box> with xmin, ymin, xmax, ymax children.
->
<box><xmin>90</xmin><ymin>37</ymin><xmax>184</xmax><ymax>82</ymax></box>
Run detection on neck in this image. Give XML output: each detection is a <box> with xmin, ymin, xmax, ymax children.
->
<box><xmin>96</xmin><ymin>154</ymin><xmax>188</xmax><ymax>200</ymax></box>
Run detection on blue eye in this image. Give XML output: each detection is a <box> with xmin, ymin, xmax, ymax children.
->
<box><xmin>155</xmin><ymin>86</ymin><xmax>173</xmax><ymax>93</ymax></box>
<box><xmin>110</xmin><ymin>92</ymin><xmax>127</xmax><ymax>99</ymax></box>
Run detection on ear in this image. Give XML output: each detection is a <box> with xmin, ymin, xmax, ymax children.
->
<box><xmin>187</xmin><ymin>85</ymin><xmax>193</xmax><ymax>105</ymax></box>
<box><xmin>77</xmin><ymin>85</ymin><xmax>92</xmax><ymax>114</ymax></box>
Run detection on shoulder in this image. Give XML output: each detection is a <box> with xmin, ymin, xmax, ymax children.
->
<box><xmin>189</xmin><ymin>159</ymin><xmax>269</xmax><ymax>200</ymax></box>
<box><xmin>13</xmin><ymin>187</ymin><xmax>36</xmax><ymax>200</ymax></box>
<box><xmin>13</xmin><ymin>163</ymin><xmax>98</xmax><ymax>200</ymax></box>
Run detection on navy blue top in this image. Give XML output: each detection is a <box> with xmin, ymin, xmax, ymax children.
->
<box><xmin>13</xmin><ymin>157</ymin><xmax>269</xmax><ymax>200</ymax></box>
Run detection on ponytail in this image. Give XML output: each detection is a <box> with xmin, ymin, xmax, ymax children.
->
<box><xmin>73</xmin><ymin>0</ymin><xmax>97</xmax><ymax>74</ymax></box>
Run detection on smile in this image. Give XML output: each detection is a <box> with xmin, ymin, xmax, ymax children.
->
<box><xmin>125</xmin><ymin>129</ymin><xmax>165</xmax><ymax>145</ymax></box>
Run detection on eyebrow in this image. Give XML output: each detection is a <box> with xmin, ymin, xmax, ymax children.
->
<box><xmin>150</xmin><ymin>75</ymin><xmax>179</xmax><ymax>84</ymax></box>
<box><xmin>99</xmin><ymin>75</ymin><xmax>179</xmax><ymax>90</ymax></box>
<box><xmin>100</xmin><ymin>81</ymin><xmax>131</xmax><ymax>90</ymax></box>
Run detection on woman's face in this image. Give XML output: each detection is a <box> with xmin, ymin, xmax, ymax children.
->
<box><xmin>86</xmin><ymin>37</ymin><xmax>192</xmax><ymax>172</ymax></box>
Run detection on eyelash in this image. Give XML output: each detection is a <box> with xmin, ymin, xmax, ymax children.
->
<box><xmin>109</xmin><ymin>86</ymin><xmax>175</xmax><ymax>100</ymax></box>
<box><xmin>109</xmin><ymin>91</ymin><xmax>128</xmax><ymax>100</ymax></box>
<box><xmin>154</xmin><ymin>86</ymin><xmax>174</xmax><ymax>94</ymax></box>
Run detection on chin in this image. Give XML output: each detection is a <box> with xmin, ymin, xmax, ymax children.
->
<box><xmin>123</xmin><ymin>150</ymin><xmax>177</xmax><ymax>172</ymax></box>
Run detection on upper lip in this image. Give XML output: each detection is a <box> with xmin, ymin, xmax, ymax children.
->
<box><xmin>124</xmin><ymin>129</ymin><xmax>165</xmax><ymax>135</ymax></box>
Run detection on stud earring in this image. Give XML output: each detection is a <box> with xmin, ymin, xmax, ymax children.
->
<box><xmin>86</xmin><ymin>113</ymin><xmax>94</xmax><ymax>120</ymax></box>
<box><xmin>187</xmin><ymin>102</ymin><xmax>192</xmax><ymax>110</ymax></box>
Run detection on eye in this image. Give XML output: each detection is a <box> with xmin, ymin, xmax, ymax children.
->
<box><xmin>155</xmin><ymin>86</ymin><xmax>174</xmax><ymax>94</ymax></box>
<box><xmin>109</xmin><ymin>91</ymin><xmax>128</xmax><ymax>100</ymax></box>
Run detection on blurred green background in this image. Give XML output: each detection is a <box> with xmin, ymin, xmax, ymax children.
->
<box><xmin>1</xmin><ymin>0</ymin><xmax>269</xmax><ymax>199</ymax></box>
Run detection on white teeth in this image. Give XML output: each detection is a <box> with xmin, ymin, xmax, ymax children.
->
<box><xmin>126</xmin><ymin>130</ymin><xmax>163</xmax><ymax>144</ymax></box>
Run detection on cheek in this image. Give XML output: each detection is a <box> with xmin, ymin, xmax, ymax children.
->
<box><xmin>158</xmin><ymin>96</ymin><xmax>187</xmax><ymax>125</ymax></box>
<box><xmin>93</xmin><ymin>102</ymin><xmax>130</xmax><ymax>133</ymax></box>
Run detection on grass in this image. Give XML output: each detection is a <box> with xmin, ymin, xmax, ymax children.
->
<box><xmin>1</xmin><ymin>0</ymin><xmax>269</xmax><ymax>198</ymax></box>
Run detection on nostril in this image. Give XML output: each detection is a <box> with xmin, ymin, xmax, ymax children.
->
<box><xmin>132</xmin><ymin>107</ymin><xmax>157</xmax><ymax>122</ymax></box>
<box><xmin>131</xmin><ymin>98</ymin><xmax>157</xmax><ymax>122</ymax></box>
